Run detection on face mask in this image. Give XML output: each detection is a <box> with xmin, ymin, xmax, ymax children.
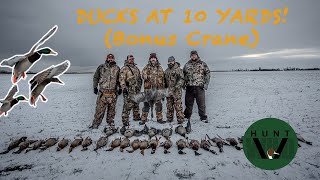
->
<box><xmin>168</xmin><ymin>63</ymin><xmax>174</xmax><ymax>68</ymax></box>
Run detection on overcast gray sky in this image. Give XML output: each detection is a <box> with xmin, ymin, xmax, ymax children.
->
<box><xmin>0</xmin><ymin>0</ymin><xmax>320</xmax><ymax>71</ymax></box>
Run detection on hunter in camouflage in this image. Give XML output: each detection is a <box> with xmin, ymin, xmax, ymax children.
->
<box><xmin>164</xmin><ymin>56</ymin><xmax>185</xmax><ymax>124</ymax></box>
<box><xmin>119</xmin><ymin>55</ymin><xmax>143</xmax><ymax>126</ymax></box>
<box><xmin>140</xmin><ymin>53</ymin><xmax>166</xmax><ymax>125</ymax></box>
<box><xmin>90</xmin><ymin>54</ymin><xmax>121</xmax><ymax>129</ymax></box>
<box><xmin>183</xmin><ymin>50</ymin><xmax>211</xmax><ymax>123</ymax></box>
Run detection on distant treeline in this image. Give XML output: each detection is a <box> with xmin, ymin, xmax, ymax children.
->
<box><xmin>213</xmin><ymin>67</ymin><xmax>320</xmax><ymax>72</ymax></box>
<box><xmin>0</xmin><ymin>71</ymin><xmax>93</xmax><ymax>74</ymax></box>
<box><xmin>1</xmin><ymin>67</ymin><xmax>319</xmax><ymax>74</ymax></box>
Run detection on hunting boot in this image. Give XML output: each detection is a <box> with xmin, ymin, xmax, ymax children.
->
<box><xmin>108</xmin><ymin>122</ymin><xmax>116</xmax><ymax>129</ymax></box>
<box><xmin>177</xmin><ymin>118</ymin><xmax>184</xmax><ymax>124</ymax></box>
<box><xmin>89</xmin><ymin>122</ymin><xmax>99</xmax><ymax>129</ymax></box>
<box><xmin>156</xmin><ymin>112</ymin><xmax>166</xmax><ymax>124</ymax></box>
<box><xmin>139</xmin><ymin>112</ymin><xmax>148</xmax><ymax>125</ymax></box>
<box><xmin>167</xmin><ymin>118</ymin><xmax>173</xmax><ymax>123</ymax></box>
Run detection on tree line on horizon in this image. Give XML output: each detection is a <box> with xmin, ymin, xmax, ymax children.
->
<box><xmin>1</xmin><ymin>67</ymin><xmax>319</xmax><ymax>74</ymax></box>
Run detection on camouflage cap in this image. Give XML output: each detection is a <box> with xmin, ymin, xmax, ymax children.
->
<box><xmin>190</xmin><ymin>50</ymin><xmax>198</xmax><ymax>56</ymax></box>
<box><xmin>168</xmin><ymin>56</ymin><xmax>175</xmax><ymax>62</ymax></box>
<box><xmin>149</xmin><ymin>53</ymin><xmax>157</xmax><ymax>60</ymax></box>
<box><xmin>127</xmin><ymin>54</ymin><xmax>134</xmax><ymax>60</ymax></box>
<box><xmin>107</xmin><ymin>54</ymin><xmax>115</xmax><ymax>59</ymax></box>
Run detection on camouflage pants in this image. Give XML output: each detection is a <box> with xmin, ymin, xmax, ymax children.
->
<box><xmin>92</xmin><ymin>92</ymin><xmax>117</xmax><ymax>126</ymax></box>
<box><xmin>122</xmin><ymin>95</ymin><xmax>140</xmax><ymax>125</ymax></box>
<box><xmin>166</xmin><ymin>94</ymin><xmax>184</xmax><ymax>122</ymax></box>
<box><xmin>141</xmin><ymin>100</ymin><xmax>163</xmax><ymax>121</ymax></box>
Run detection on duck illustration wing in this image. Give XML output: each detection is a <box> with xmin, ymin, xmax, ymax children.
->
<box><xmin>4</xmin><ymin>85</ymin><xmax>18</xmax><ymax>101</ymax></box>
<box><xmin>28</xmin><ymin>25</ymin><xmax>58</xmax><ymax>55</ymax></box>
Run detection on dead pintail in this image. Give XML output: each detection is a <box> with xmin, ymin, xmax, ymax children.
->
<box><xmin>126</xmin><ymin>139</ymin><xmax>141</xmax><ymax>153</ymax></box>
<box><xmin>149</xmin><ymin>136</ymin><xmax>161</xmax><ymax>154</ymax></box>
<box><xmin>200</xmin><ymin>137</ymin><xmax>217</xmax><ymax>155</ymax></box>
<box><xmin>124</xmin><ymin>129</ymin><xmax>135</xmax><ymax>138</ymax></box>
<box><xmin>296</xmin><ymin>133</ymin><xmax>312</xmax><ymax>145</ymax></box>
<box><xmin>160</xmin><ymin>137</ymin><xmax>173</xmax><ymax>154</ymax></box>
<box><xmin>161</xmin><ymin>125</ymin><xmax>173</xmax><ymax>140</ymax></box>
<box><xmin>0</xmin><ymin>137</ymin><xmax>27</xmax><ymax>154</ymax></box>
<box><xmin>133</xmin><ymin>130</ymin><xmax>143</xmax><ymax>137</ymax></box>
<box><xmin>13</xmin><ymin>140</ymin><xmax>37</xmax><ymax>154</ymax></box>
<box><xmin>106</xmin><ymin>138</ymin><xmax>121</xmax><ymax>151</ymax></box>
<box><xmin>139</xmin><ymin>140</ymin><xmax>149</xmax><ymax>156</ymax></box>
<box><xmin>176</xmin><ymin>139</ymin><xmax>188</xmax><ymax>155</ymax></box>
<box><xmin>216</xmin><ymin>135</ymin><xmax>241</xmax><ymax>151</ymax></box>
<box><xmin>226</xmin><ymin>138</ymin><xmax>242</xmax><ymax>150</ymax></box>
<box><xmin>81</xmin><ymin>136</ymin><xmax>93</xmax><ymax>151</ymax></box>
<box><xmin>206</xmin><ymin>134</ymin><xmax>223</xmax><ymax>153</ymax></box>
<box><xmin>119</xmin><ymin>137</ymin><xmax>130</xmax><ymax>152</ymax></box>
<box><xmin>69</xmin><ymin>137</ymin><xmax>83</xmax><ymax>153</ymax></box>
<box><xmin>40</xmin><ymin>137</ymin><xmax>58</xmax><ymax>151</ymax></box>
<box><xmin>148</xmin><ymin>127</ymin><xmax>160</xmax><ymax>139</ymax></box>
<box><xmin>94</xmin><ymin>136</ymin><xmax>108</xmax><ymax>151</ymax></box>
<box><xmin>187</xmin><ymin>138</ymin><xmax>201</xmax><ymax>156</ymax></box>
<box><xmin>56</xmin><ymin>138</ymin><xmax>69</xmax><ymax>151</ymax></box>
<box><xmin>104</xmin><ymin>127</ymin><xmax>119</xmax><ymax>137</ymax></box>
<box><xmin>25</xmin><ymin>139</ymin><xmax>45</xmax><ymax>153</ymax></box>
<box><xmin>175</xmin><ymin>125</ymin><xmax>187</xmax><ymax>138</ymax></box>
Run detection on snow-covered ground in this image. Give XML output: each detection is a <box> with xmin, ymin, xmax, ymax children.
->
<box><xmin>0</xmin><ymin>71</ymin><xmax>319</xmax><ymax>180</ymax></box>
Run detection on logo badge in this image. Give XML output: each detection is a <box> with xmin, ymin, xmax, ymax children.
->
<box><xmin>243</xmin><ymin>118</ymin><xmax>298</xmax><ymax>170</ymax></box>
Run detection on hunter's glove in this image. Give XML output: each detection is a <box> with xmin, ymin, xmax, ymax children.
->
<box><xmin>201</xmin><ymin>84</ymin><xmax>208</xmax><ymax>90</ymax></box>
<box><xmin>94</xmin><ymin>87</ymin><xmax>98</xmax><ymax>95</ymax></box>
<box><xmin>204</xmin><ymin>84</ymin><xmax>208</xmax><ymax>90</ymax></box>
<box><xmin>123</xmin><ymin>88</ymin><xmax>129</xmax><ymax>96</ymax></box>
<box><xmin>117</xmin><ymin>88</ymin><xmax>122</xmax><ymax>95</ymax></box>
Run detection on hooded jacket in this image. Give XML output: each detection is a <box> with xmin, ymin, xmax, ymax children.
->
<box><xmin>141</xmin><ymin>60</ymin><xmax>165</xmax><ymax>90</ymax></box>
<box><xmin>119</xmin><ymin>61</ymin><xmax>142</xmax><ymax>94</ymax></box>
<box><xmin>183</xmin><ymin>58</ymin><xmax>210</xmax><ymax>89</ymax></box>
<box><xmin>164</xmin><ymin>62</ymin><xmax>184</xmax><ymax>93</ymax></box>
<box><xmin>93</xmin><ymin>61</ymin><xmax>120</xmax><ymax>92</ymax></box>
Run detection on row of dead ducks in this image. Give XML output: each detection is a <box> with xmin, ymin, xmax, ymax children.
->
<box><xmin>0</xmin><ymin>134</ymin><xmax>242</xmax><ymax>156</ymax></box>
<box><xmin>0</xmin><ymin>121</ymin><xmax>242</xmax><ymax>156</ymax></box>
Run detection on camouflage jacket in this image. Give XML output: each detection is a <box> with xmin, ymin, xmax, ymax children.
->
<box><xmin>93</xmin><ymin>61</ymin><xmax>120</xmax><ymax>92</ymax></box>
<box><xmin>119</xmin><ymin>62</ymin><xmax>142</xmax><ymax>94</ymax></box>
<box><xmin>164</xmin><ymin>62</ymin><xmax>184</xmax><ymax>93</ymax></box>
<box><xmin>141</xmin><ymin>61</ymin><xmax>165</xmax><ymax>90</ymax></box>
<box><xmin>183</xmin><ymin>58</ymin><xmax>211</xmax><ymax>89</ymax></box>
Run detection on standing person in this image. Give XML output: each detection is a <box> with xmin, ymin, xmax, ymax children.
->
<box><xmin>183</xmin><ymin>50</ymin><xmax>211</xmax><ymax>123</ymax></box>
<box><xmin>119</xmin><ymin>55</ymin><xmax>143</xmax><ymax>127</ymax></box>
<box><xmin>164</xmin><ymin>56</ymin><xmax>185</xmax><ymax>124</ymax></box>
<box><xmin>140</xmin><ymin>53</ymin><xmax>166</xmax><ymax>125</ymax></box>
<box><xmin>90</xmin><ymin>53</ymin><xmax>121</xmax><ymax>129</ymax></box>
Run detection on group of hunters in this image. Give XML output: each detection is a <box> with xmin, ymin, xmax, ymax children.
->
<box><xmin>89</xmin><ymin>50</ymin><xmax>211</xmax><ymax>129</ymax></box>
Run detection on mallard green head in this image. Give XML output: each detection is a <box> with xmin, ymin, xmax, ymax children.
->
<box><xmin>37</xmin><ymin>48</ymin><xmax>58</xmax><ymax>55</ymax></box>
<box><xmin>17</xmin><ymin>96</ymin><xmax>27</xmax><ymax>101</ymax></box>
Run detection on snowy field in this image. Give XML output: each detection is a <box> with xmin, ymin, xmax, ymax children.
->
<box><xmin>0</xmin><ymin>71</ymin><xmax>319</xmax><ymax>180</ymax></box>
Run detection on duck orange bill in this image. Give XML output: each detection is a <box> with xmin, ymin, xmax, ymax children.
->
<box><xmin>30</xmin><ymin>96</ymin><xmax>35</xmax><ymax>106</ymax></box>
<box><xmin>12</xmin><ymin>74</ymin><xmax>18</xmax><ymax>83</ymax></box>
